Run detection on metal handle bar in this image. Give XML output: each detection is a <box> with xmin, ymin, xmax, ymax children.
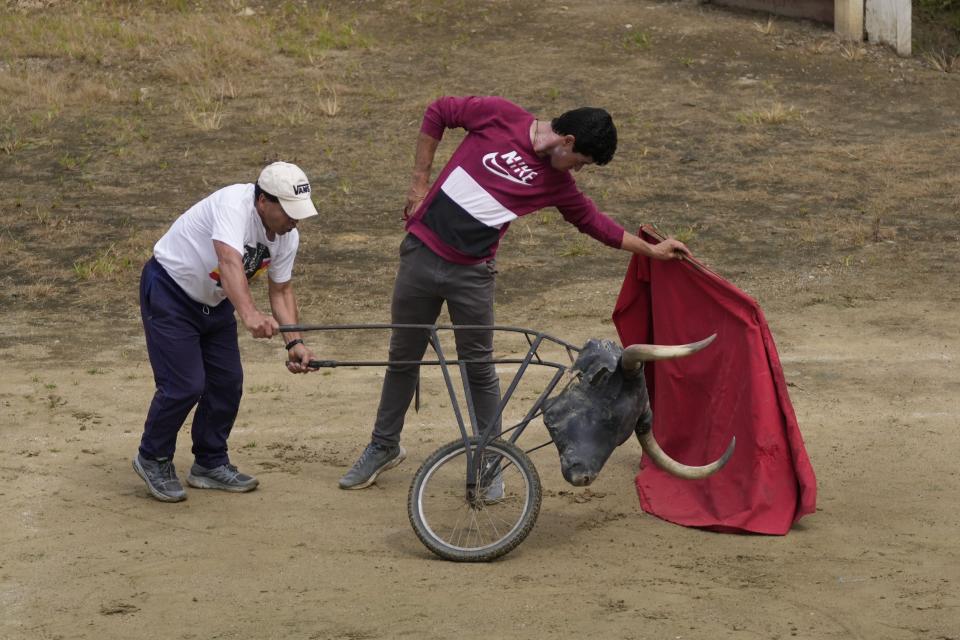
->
<box><xmin>280</xmin><ymin>323</ymin><xmax>581</xmax><ymax>354</ymax></box>
<box><xmin>282</xmin><ymin>322</ymin><xmax>578</xmax><ymax>481</ymax></box>
<box><xmin>306</xmin><ymin>357</ymin><xmax>568</xmax><ymax>370</ymax></box>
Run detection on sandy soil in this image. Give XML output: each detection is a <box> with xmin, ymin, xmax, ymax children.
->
<box><xmin>1</xmin><ymin>1</ymin><xmax>959</xmax><ymax>638</ymax></box>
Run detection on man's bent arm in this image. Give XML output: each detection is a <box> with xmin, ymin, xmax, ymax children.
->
<box><xmin>404</xmin><ymin>132</ymin><xmax>441</xmax><ymax>218</ymax></box>
<box><xmin>267</xmin><ymin>279</ymin><xmax>302</xmax><ymax>341</ymax></box>
<box><xmin>213</xmin><ymin>240</ymin><xmax>278</xmax><ymax>338</ymax></box>
<box><xmin>268</xmin><ymin>278</ymin><xmax>315</xmax><ymax>372</ymax></box>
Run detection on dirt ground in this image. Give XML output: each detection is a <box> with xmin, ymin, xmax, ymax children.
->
<box><xmin>1</xmin><ymin>1</ymin><xmax>959</xmax><ymax>638</ymax></box>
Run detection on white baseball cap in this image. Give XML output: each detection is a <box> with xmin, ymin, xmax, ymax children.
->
<box><xmin>257</xmin><ymin>161</ymin><xmax>319</xmax><ymax>220</ymax></box>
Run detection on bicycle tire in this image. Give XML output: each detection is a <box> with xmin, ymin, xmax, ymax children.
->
<box><xmin>407</xmin><ymin>437</ymin><xmax>541</xmax><ymax>562</ymax></box>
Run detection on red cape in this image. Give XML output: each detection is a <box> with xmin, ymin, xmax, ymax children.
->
<box><xmin>612</xmin><ymin>227</ymin><xmax>816</xmax><ymax>535</ymax></box>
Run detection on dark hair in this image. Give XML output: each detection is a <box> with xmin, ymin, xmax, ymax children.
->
<box><xmin>254</xmin><ymin>183</ymin><xmax>279</xmax><ymax>203</ymax></box>
<box><xmin>550</xmin><ymin>107</ymin><xmax>618</xmax><ymax>165</ymax></box>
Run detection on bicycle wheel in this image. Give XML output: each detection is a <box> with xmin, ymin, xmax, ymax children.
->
<box><xmin>407</xmin><ymin>437</ymin><xmax>541</xmax><ymax>562</ymax></box>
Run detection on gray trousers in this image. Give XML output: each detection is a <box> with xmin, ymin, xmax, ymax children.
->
<box><xmin>371</xmin><ymin>234</ymin><xmax>502</xmax><ymax>446</ymax></box>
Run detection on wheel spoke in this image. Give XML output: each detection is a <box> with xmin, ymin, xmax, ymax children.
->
<box><xmin>480</xmin><ymin>505</ymin><xmax>502</xmax><ymax>540</ymax></box>
<box><xmin>409</xmin><ymin>437</ymin><xmax>541</xmax><ymax>561</ymax></box>
<box><xmin>448</xmin><ymin>505</ymin><xmax>470</xmax><ymax>546</ymax></box>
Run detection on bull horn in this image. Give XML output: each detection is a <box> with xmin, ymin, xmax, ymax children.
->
<box><xmin>620</xmin><ymin>333</ymin><xmax>717</xmax><ymax>372</ymax></box>
<box><xmin>638</xmin><ymin>429</ymin><xmax>735</xmax><ymax>480</ymax></box>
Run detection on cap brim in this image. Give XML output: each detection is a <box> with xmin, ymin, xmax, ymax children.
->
<box><xmin>279</xmin><ymin>197</ymin><xmax>318</xmax><ymax>220</ymax></box>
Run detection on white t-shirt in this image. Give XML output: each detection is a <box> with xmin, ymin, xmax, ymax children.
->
<box><xmin>154</xmin><ymin>183</ymin><xmax>299</xmax><ymax>306</ymax></box>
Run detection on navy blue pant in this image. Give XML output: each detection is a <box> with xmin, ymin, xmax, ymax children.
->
<box><xmin>139</xmin><ymin>257</ymin><xmax>243</xmax><ymax>468</ymax></box>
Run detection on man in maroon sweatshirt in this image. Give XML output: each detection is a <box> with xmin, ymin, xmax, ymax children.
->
<box><xmin>339</xmin><ymin>96</ymin><xmax>689</xmax><ymax>490</ymax></box>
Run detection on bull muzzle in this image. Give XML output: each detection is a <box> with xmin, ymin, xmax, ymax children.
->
<box><xmin>563</xmin><ymin>464</ymin><xmax>596</xmax><ymax>487</ymax></box>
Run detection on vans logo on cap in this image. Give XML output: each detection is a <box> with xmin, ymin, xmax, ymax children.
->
<box><xmin>293</xmin><ymin>183</ymin><xmax>311</xmax><ymax>195</ymax></box>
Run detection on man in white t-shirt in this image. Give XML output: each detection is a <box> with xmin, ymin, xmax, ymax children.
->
<box><xmin>133</xmin><ymin>161</ymin><xmax>319</xmax><ymax>503</ymax></box>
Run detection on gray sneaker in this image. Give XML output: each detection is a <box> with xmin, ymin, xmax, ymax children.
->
<box><xmin>133</xmin><ymin>454</ymin><xmax>186</xmax><ymax>503</ymax></box>
<box><xmin>478</xmin><ymin>457</ymin><xmax>504</xmax><ymax>503</ymax></box>
<box><xmin>339</xmin><ymin>442</ymin><xmax>406</xmax><ymax>490</ymax></box>
<box><xmin>187</xmin><ymin>463</ymin><xmax>259</xmax><ymax>493</ymax></box>
<box><xmin>483</xmin><ymin>471</ymin><xmax>505</xmax><ymax>503</ymax></box>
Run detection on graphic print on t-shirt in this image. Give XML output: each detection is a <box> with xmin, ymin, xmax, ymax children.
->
<box><xmin>207</xmin><ymin>243</ymin><xmax>272</xmax><ymax>286</ymax></box>
<box><xmin>422</xmin><ymin>165</ymin><xmax>521</xmax><ymax>258</ymax></box>
<box><xmin>481</xmin><ymin>150</ymin><xmax>538</xmax><ymax>186</ymax></box>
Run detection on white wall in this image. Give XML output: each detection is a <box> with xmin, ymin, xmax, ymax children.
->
<box><xmin>865</xmin><ymin>0</ymin><xmax>911</xmax><ymax>56</ymax></box>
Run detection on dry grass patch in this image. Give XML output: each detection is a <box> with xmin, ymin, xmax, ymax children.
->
<box><xmin>839</xmin><ymin>44</ymin><xmax>866</xmax><ymax>61</ymax></box>
<box><xmin>13</xmin><ymin>204</ymin><xmax>89</xmax><ymax>238</ymax></box>
<box><xmin>317</xmin><ymin>84</ymin><xmax>341</xmax><ymax>118</ymax></box>
<box><xmin>0</xmin><ymin>68</ymin><xmax>61</xmax><ymax>115</ymax></box>
<box><xmin>922</xmin><ymin>49</ymin><xmax>960</xmax><ymax>72</ymax></box>
<box><xmin>182</xmin><ymin>87</ymin><xmax>227</xmax><ymax>131</ymax></box>
<box><xmin>753</xmin><ymin>16</ymin><xmax>777</xmax><ymax>36</ymax></box>
<box><xmin>243</xmin><ymin>80</ymin><xmax>347</xmax><ymax>127</ymax></box>
<box><xmin>0</xmin><ymin>2</ymin><xmax>370</xmax><ymax>136</ymax></box>
<box><xmin>788</xmin><ymin>217</ymin><xmax>822</xmax><ymax>245</ymax></box>
<box><xmin>807</xmin><ymin>39</ymin><xmax>831</xmax><ymax>55</ymax></box>
<box><xmin>1</xmin><ymin>123</ymin><xmax>25</xmax><ymax>155</ymax></box>
<box><xmin>736</xmin><ymin>102</ymin><xmax>801</xmax><ymax>126</ymax></box>
<box><xmin>664</xmin><ymin>225</ymin><xmax>698</xmax><ymax>244</ymax></box>
<box><xmin>0</xmin><ymin>4</ymin><xmax>368</xmax><ymax>73</ymax></box>
<box><xmin>559</xmin><ymin>236</ymin><xmax>594</xmax><ymax>257</ymax></box>
<box><xmin>831</xmin><ymin>213</ymin><xmax>898</xmax><ymax>247</ymax></box>
<box><xmin>72</xmin><ymin>242</ymin><xmax>150</xmax><ymax>281</ymax></box>
<box><xmin>790</xmin><ymin>211</ymin><xmax>898</xmax><ymax>249</ymax></box>
<box><xmin>8</xmin><ymin>282</ymin><xmax>58</xmax><ymax>301</ymax></box>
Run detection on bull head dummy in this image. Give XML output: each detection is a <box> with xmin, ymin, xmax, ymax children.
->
<box><xmin>543</xmin><ymin>334</ymin><xmax>735</xmax><ymax>486</ymax></box>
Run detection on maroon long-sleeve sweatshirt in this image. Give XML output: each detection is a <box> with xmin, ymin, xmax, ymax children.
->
<box><xmin>405</xmin><ymin>96</ymin><xmax>626</xmax><ymax>264</ymax></box>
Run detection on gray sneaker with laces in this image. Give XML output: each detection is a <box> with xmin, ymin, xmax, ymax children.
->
<box><xmin>478</xmin><ymin>456</ymin><xmax>505</xmax><ymax>503</ymax></box>
<box><xmin>338</xmin><ymin>442</ymin><xmax>406</xmax><ymax>490</ymax></box>
<box><xmin>133</xmin><ymin>454</ymin><xmax>186</xmax><ymax>502</ymax></box>
<box><xmin>187</xmin><ymin>463</ymin><xmax>259</xmax><ymax>492</ymax></box>
<box><xmin>482</xmin><ymin>471</ymin><xmax>505</xmax><ymax>503</ymax></box>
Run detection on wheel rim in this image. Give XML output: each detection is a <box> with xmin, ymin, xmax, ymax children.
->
<box><xmin>415</xmin><ymin>444</ymin><xmax>531</xmax><ymax>553</ymax></box>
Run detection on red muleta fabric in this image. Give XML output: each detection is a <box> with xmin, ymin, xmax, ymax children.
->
<box><xmin>612</xmin><ymin>227</ymin><xmax>817</xmax><ymax>534</ymax></box>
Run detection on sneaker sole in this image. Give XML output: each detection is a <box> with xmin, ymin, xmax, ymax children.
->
<box><xmin>132</xmin><ymin>458</ymin><xmax>186</xmax><ymax>503</ymax></box>
<box><xmin>186</xmin><ymin>474</ymin><xmax>259</xmax><ymax>493</ymax></box>
<box><xmin>339</xmin><ymin>447</ymin><xmax>407</xmax><ymax>490</ymax></box>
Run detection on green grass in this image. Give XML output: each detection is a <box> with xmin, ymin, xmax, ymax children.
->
<box><xmin>560</xmin><ymin>236</ymin><xmax>593</xmax><ymax>257</ymax></box>
<box><xmin>58</xmin><ymin>152</ymin><xmax>92</xmax><ymax>172</ymax></box>
<box><xmin>918</xmin><ymin>0</ymin><xmax>959</xmax><ymax>9</ymax></box>
<box><xmin>665</xmin><ymin>225</ymin><xmax>697</xmax><ymax>244</ymax></box>
<box><xmin>623</xmin><ymin>30</ymin><xmax>651</xmax><ymax>50</ymax></box>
